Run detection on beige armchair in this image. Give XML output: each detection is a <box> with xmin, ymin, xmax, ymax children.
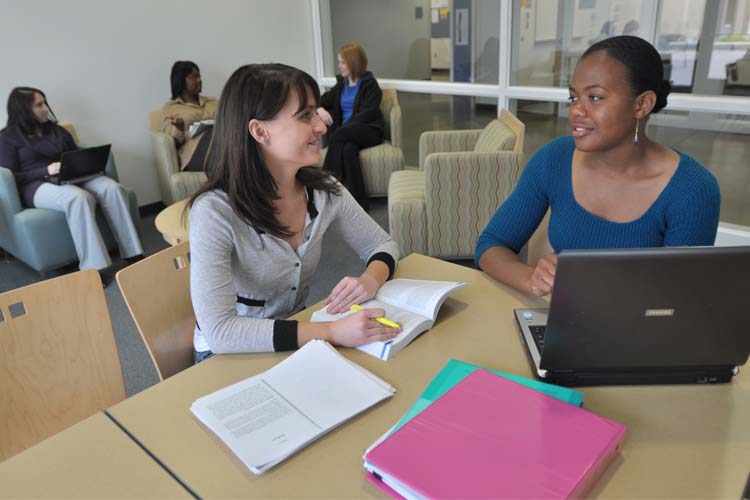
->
<box><xmin>148</xmin><ymin>111</ymin><xmax>206</xmax><ymax>205</ymax></box>
<box><xmin>388</xmin><ymin>109</ymin><xmax>525</xmax><ymax>260</ymax></box>
<box><xmin>321</xmin><ymin>89</ymin><xmax>404</xmax><ymax>197</ymax></box>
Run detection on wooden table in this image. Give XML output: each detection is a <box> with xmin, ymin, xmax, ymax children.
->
<box><xmin>0</xmin><ymin>412</ymin><xmax>193</xmax><ymax>499</ymax></box>
<box><xmin>106</xmin><ymin>254</ymin><xmax>750</xmax><ymax>498</ymax></box>
<box><xmin>155</xmin><ymin>199</ymin><xmax>189</xmax><ymax>246</ymax></box>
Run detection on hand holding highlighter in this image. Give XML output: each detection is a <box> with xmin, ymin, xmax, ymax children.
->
<box><xmin>350</xmin><ymin>304</ymin><xmax>400</xmax><ymax>329</ymax></box>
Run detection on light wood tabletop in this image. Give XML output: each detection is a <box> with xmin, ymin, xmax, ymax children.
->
<box><xmin>106</xmin><ymin>254</ymin><xmax>750</xmax><ymax>498</ymax></box>
<box><xmin>154</xmin><ymin>199</ymin><xmax>190</xmax><ymax>246</ymax></box>
<box><xmin>0</xmin><ymin>412</ymin><xmax>193</xmax><ymax>499</ymax></box>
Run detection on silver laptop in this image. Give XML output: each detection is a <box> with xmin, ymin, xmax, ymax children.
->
<box><xmin>514</xmin><ymin>246</ymin><xmax>750</xmax><ymax>387</ymax></box>
<box><xmin>48</xmin><ymin>144</ymin><xmax>111</xmax><ymax>185</ymax></box>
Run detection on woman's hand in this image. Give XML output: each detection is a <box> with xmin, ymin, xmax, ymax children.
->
<box><xmin>528</xmin><ymin>252</ymin><xmax>558</xmax><ymax>296</ymax></box>
<box><xmin>316</xmin><ymin>107</ymin><xmax>333</xmax><ymax>126</ymax></box>
<box><xmin>47</xmin><ymin>162</ymin><xmax>61</xmax><ymax>175</ymax></box>
<box><xmin>325</xmin><ymin>274</ymin><xmax>379</xmax><ymax>314</ymax></box>
<box><xmin>328</xmin><ymin>309</ymin><xmax>400</xmax><ymax>348</ymax></box>
<box><xmin>168</xmin><ymin>115</ymin><xmax>186</xmax><ymax>131</ymax></box>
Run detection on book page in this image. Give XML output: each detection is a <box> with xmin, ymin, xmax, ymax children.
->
<box><xmin>310</xmin><ymin>300</ymin><xmax>430</xmax><ymax>359</ymax></box>
<box><xmin>375</xmin><ymin>279</ymin><xmax>466</xmax><ymax>320</ymax></box>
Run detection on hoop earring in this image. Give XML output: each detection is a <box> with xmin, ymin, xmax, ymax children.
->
<box><xmin>633</xmin><ymin>119</ymin><xmax>639</xmax><ymax>144</ymax></box>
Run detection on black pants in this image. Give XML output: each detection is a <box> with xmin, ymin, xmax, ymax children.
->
<box><xmin>183</xmin><ymin>128</ymin><xmax>213</xmax><ymax>172</ymax></box>
<box><xmin>322</xmin><ymin>123</ymin><xmax>382</xmax><ymax>208</ymax></box>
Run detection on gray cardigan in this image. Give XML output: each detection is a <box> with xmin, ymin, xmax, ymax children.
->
<box><xmin>190</xmin><ymin>185</ymin><xmax>399</xmax><ymax>353</ymax></box>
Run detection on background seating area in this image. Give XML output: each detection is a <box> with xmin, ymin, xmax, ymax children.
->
<box><xmin>0</xmin><ymin>124</ymin><xmax>141</xmax><ymax>275</ymax></box>
<box><xmin>387</xmin><ymin>109</ymin><xmax>525</xmax><ymax>260</ymax></box>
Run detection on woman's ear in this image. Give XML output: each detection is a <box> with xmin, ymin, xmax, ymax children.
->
<box><xmin>248</xmin><ymin>119</ymin><xmax>268</xmax><ymax>145</ymax></box>
<box><xmin>634</xmin><ymin>90</ymin><xmax>657</xmax><ymax>120</ymax></box>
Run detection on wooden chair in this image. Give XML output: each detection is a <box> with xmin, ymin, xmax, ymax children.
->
<box><xmin>116</xmin><ymin>242</ymin><xmax>195</xmax><ymax>381</ymax></box>
<box><xmin>0</xmin><ymin>270</ymin><xmax>126</xmax><ymax>461</ymax></box>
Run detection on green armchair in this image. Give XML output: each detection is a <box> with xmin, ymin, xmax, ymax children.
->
<box><xmin>0</xmin><ymin>124</ymin><xmax>140</xmax><ymax>275</ymax></box>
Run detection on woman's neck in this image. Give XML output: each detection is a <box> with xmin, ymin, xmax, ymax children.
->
<box><xmin>347</xmin><ymin>76</ymin><xmax>358</xmax><ymax>86</ymax></box>
<box><xmin>268</xmin><ymin>162</ymin><xmax>302</xmax><ymax>200</ymax></box>
<box><xmin>181</xmin><ymin>93</ymin><xmax>200</xmax><ymax>105</ymax></box>
<box><xmin>583</xmin><ymin>136</ymin><xmax>653</xmax><ymax>175</ymax></box>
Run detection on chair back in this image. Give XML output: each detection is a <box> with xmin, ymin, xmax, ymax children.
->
<box><xmin>526</xmin><ymin>209</ymin><xmax>553</xmax><ymax>266</ymax></box>
<box><xmin>60</xmin><ymin>122</ymin><xmax>80</xmax><ymax>144</ymax></box>
<box><xmin>498</xmin><ymin>108</ymin><xmax>525</xmax><ymax>154</ymax></box>
<box><xmin>116</xmin><ymin>242</ymin><xmax>195</xmax><ymax>381</ymax></box>
<box><xmin>0</xmin><ymin>270</ymin><xmax>126</xmax><ymax>461</ymax></box>
<box><xmin>148</xmin><ymin>110</ymin><xmax>161</xmax><ymax>131</ymax></box>
<box><xmin>715</xmin><ymin>222</ymin><xmax>750</xmax><ymax>246</ymax></box>
<box><xmin>381</xmin><ymin>89</ymin><xmax>402</xmax><ymax>148</ymax></box>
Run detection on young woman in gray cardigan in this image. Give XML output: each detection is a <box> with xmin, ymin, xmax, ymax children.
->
<box><xmin>188</xmin><ymin>64</ymin><xmax>401</xmax><ymax>362</ymax></box>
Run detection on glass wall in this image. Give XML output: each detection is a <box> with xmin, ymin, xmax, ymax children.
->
<box><xmin>321</xmin><ymin>0</ymin><xmax>500</xmax><ymax>84</ymax></box>
<box><xmin>398</xmin><ymin>91</ymin><xmax>496</xmax><ymax>167</ymax></box>
<box><xmin>511</xmin><ymin>0</ymin><xmax>647</xmax><ymax>87</ymax></box>
<box><xmin>511</xmin><ymin>0</ymin><xmax>750</xmax><ymax>96</ymax></box>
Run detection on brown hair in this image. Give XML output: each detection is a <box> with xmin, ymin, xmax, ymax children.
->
<box><xmin>338</xmin><ymin>43</ymin><xmax>368</xmax><ymax>79</ymax></box>
<box><xmin>187</xmin><ymin>64</ymin><xmax>339</xmax><ymax>238</ymax></box>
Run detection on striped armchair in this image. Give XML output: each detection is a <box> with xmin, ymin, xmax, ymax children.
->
<box><xmin>321</xmin><ymin>89</ymin><xmax>404</xmax><ymax>197</ymax></box>
<box><xmin>388</xmin><ymin>109</ymin><xmax>525</xmax><ymax>260</ymax></box>
<box><xmin>148</xmin><ymin>110</ymin><xmax>207</xmax><ymax>205</ymax></box>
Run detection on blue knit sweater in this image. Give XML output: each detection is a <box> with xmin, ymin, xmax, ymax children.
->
<box><xmin>475</xmin><ymin>136</ymin><xmax>721</xmax><ymax>263</ymax></box>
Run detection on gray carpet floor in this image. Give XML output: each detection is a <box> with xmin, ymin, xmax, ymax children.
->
<box><xmin>0</xmin><ymin>198</ymin><xmax>407</xmax><ymax>396</ymax></box>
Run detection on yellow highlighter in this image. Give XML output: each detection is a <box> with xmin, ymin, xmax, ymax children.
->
<box><xmin>350</xmin><ymin>304</ymin><xmax>400</xmax><ymax>329</ymax></box>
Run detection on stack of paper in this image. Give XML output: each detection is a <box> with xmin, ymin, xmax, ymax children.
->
<box><xmin>365</xmin><ymin>361</ymin><xmax>625</xmax><ymax>499</ymax></box>
<box><xmin>191</xmin><ymin>340</ymin><xmax>394</xmax><ymax>475</ymax></box>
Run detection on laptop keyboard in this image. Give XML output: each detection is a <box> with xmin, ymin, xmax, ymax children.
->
<box><xmin>529</xmin><ymin>325</ymin><xmax>546</xmax><ymax>353</ymax></box>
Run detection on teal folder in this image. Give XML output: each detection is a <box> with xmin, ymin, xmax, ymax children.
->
<box><xmin>391</xmin><ymin>359</ymin><xmax>584</xmax><ymax>434</ymax></box>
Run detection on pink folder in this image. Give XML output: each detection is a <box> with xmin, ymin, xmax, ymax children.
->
<box><xmin>365</xmin><ymin>369</ymin><xmax>625</xmax><ymax>499</ymax></box>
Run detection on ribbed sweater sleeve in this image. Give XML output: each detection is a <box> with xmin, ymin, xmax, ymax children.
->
<box><xmin>662</xmin><ymin>156</ymin><xmax>720</xmax><ymax>246</ymax></box>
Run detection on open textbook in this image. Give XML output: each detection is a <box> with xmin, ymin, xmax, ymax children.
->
<box><xmin>190</xmin><ymin>340</ymin><xmax>394</xmax><ymax>475</ymax></box>
<box><xmin>311</xmin><ymin>279</ymin><xmax>466</xmax><ymax>361</ymax></box>
<box><xmin>188</xmin><ymin>119</ymin><xmax>214</xmax><ymax>139</ymax></box>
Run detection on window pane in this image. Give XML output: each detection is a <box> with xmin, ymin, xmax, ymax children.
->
<box><xmin>652</xmin><ymin>0</ymin><xmax>750</xmax><ymax>96</ymax></box>
<box><xmin>512</xmin><ymin>100</ymin><xmax>750</xmax><ymax>225</ymax></box>
<box><xmin>322</xmin><ymin>0</ymin><xmax>499</xmax><ymax>83</ymax></box>
<box><xmin>512</xmin><ymin>0</ymin><xmax>646</xmax><ymax>87</ymax></box>
<box><xmin>399</xmin><ymin>92</ymin><xmax>497</xmax><ymax>166</ymax></box>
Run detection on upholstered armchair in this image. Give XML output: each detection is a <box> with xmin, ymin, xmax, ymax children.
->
<box><xmin>388</xmin><ymin>109</ymin><xmax>525</xmax><ymax>260</ymax></box>
<box><xmin>0</xmin><ymin>124</ymin><xmax>141</xmax><ymax>275</ymax></box>
<box><xmin>148</xmin><ymin>111</ymin><xmax>207</xmax><ymax>205</ymax></box>
<box><xmin>321</xmin><ymin>89</ymin><xmax>405</xmax><ymax>197</ymax></box>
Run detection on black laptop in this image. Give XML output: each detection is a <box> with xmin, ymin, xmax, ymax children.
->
<box><xmin>514</xmin><ymin>246</ymin><xmax>750</xmax><ymax>387</ymax></box>
<box><xmin>48</xmin><ymin>144</ymin><xmax>111</xmax><ymax>185</ymax></box>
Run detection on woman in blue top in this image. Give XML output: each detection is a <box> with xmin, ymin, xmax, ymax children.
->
<box><xmin>317</xmin><ymin>43</ymin><xmax>384</xmax><ymax>210</ymax></box>
<box><xmin>476</xmin><ymin>36</ymin><xmax>720</xmax><ymax>296</ymax></box>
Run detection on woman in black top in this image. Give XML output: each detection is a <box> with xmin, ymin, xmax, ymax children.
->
<box><xmin>317</xmin><ymin>43</ymin><xmax>384</xmax><ymax>209</ymax></box>
<box><xmin>0</xmin><ymin>87</ymin><xmax>143</xmax><ymax>278</ymax></box>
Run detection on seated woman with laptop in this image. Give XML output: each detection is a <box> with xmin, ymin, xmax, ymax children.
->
<box><xmin>476</xmin><ymin>36</ymin><xmax>720</xmax><ymax>297</ymax></box>
<box><xmin>158</xmin><ymin>60</ymin><xmax>217</xmax><ymax>172</ymax></box>
<box><xmin>188</xmin><ymin>63</ymin><xmax>401</xmax><ymax>363</ymax></box>
<box><xmin>0</xmin><ymin>87</ymin><xmax>143</xmax><ymax>279</ymax></box>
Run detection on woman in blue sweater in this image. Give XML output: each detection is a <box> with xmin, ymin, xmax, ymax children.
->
<box><xmin>476</xmin><ymin>36</ymin><xmax>720</xmax><ymax>296</ymax></box>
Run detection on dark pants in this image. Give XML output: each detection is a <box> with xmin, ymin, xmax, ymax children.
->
<box><xmin>322</xmin><ymin>123</ymin><xmax>382</xmax><ymax>208</ymax></box>
<box><xmin>183</xmin><ymin>128</ymin><xmax>213</xmax><ymax>172</ymax></box>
